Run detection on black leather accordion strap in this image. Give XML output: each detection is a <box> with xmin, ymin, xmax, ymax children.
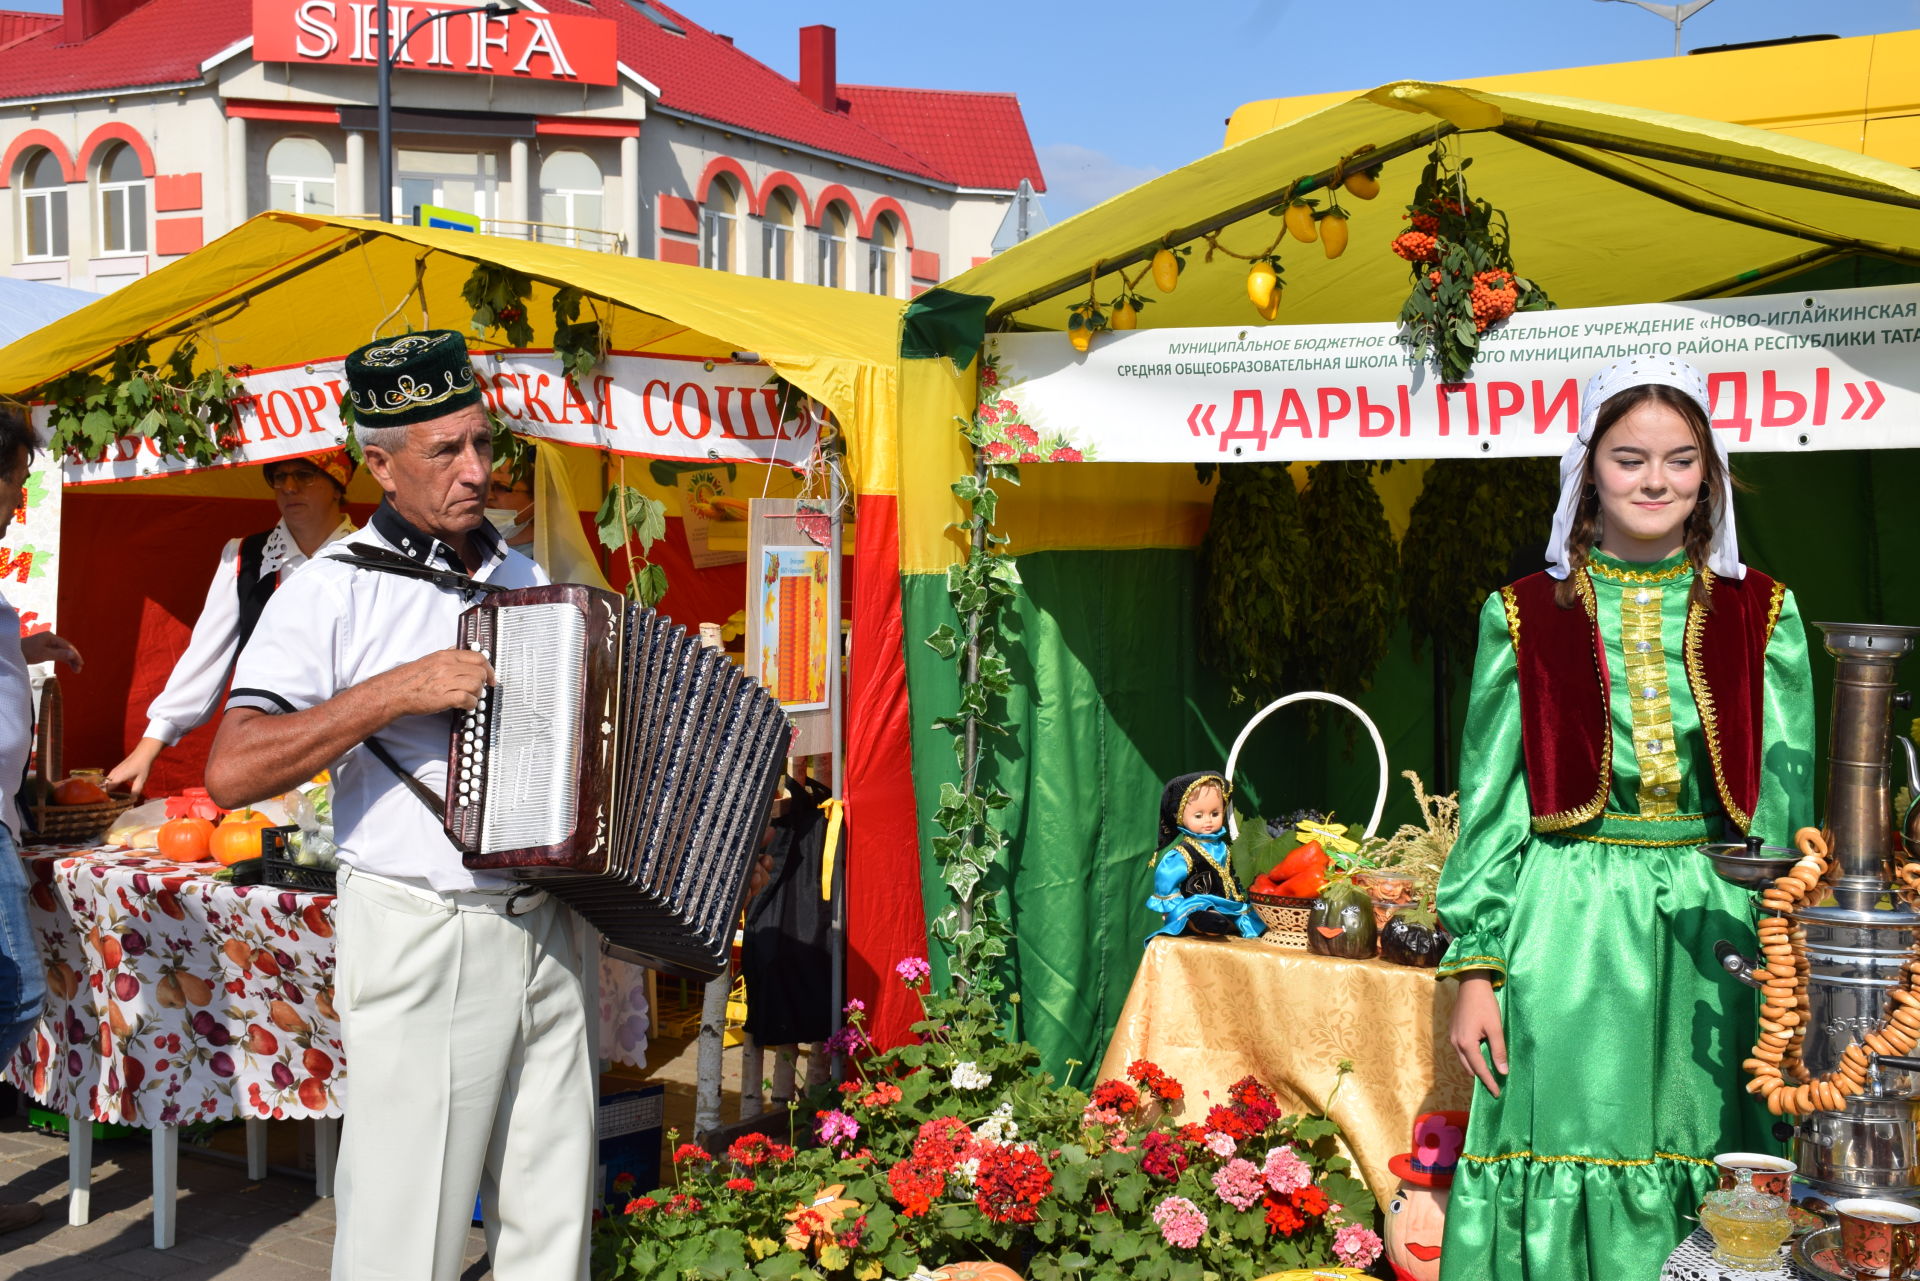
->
<box><xmin>334</xmin><ymin>543</ymin><xmax>504</xmax><ymax>598</ymax></box>
<box><xmin>363</xmin><ymin>735</ymin><xmax>444</xmax><ymax>817</ymax></box>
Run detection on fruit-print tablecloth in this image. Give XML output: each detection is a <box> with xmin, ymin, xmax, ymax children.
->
<box><xmin>7</xmin><ymin>846</ymin><xmax>653</xmax><ymax>1127</ymax></box>
<box><xmin>8</xmin><ymin>846</ymin><xmax>346</xmax><ymax>1126</ymax></box>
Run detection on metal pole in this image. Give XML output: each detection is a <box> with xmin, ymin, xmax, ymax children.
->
<box><xmin>825</xmin><ymin>427</ymin><xmax>847</xmax><ymax>1083</ymax></box>
<box><xmin>376</xmin><ymin>0</ymin><xmax>392</xmax><ymax>223</ymax></box>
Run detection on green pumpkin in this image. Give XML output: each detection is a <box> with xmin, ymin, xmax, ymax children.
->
<box><xmin>1307</xmin><ymin>878</ymin><xmax>1377</xmax><ymax>959</ymax></box>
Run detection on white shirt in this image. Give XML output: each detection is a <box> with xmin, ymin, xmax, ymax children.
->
<box><xmin>225</xmin><ymin>504</ymin><xmax>545</xmax><ymax>893</ymax></box>
<box><xmin>145</xmin><ymin>516</ymin><xmax>356</xmax><ymax>745</ymax></box>
<box><xmin>0</xmin><ymin>589</ymin><xmax>31</xmax><ymax>835</ymax></box>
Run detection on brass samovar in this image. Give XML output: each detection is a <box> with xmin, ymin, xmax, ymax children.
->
<box><xmin>1706</xmin><ymin>622</ymin><xmax>1920</xmax><ymax>1202</ymax></box>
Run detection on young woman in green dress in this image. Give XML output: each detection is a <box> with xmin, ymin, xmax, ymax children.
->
<box><xmin>1435</xmin><ymin>356</ymin><xmax>1815</xmax><ymax>1281</ymax></box>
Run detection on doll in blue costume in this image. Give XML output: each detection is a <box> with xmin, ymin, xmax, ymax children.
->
<box><xmin>1145</xmin><ymin>772</ymin><xmax>1266</xmax><ymax>943</ymax></box>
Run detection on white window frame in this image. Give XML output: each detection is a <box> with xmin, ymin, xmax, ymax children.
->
<box><xmin>700</xmin><ymin>178</ymin><xmax>739</xmax><ymax>273</ymax></box>
<box><xmin>266</xmin><ymin>137</ymin><xmax>337</xmax><ymax>217</ymax></box>
<box><xmin>760</xmin><ymin>190</ymin><xmax>798</xmax><ymax>281</ymax></box>
<box><xmin>867</xmin><ymin>218</ymin><xmax>899</xmax><ymax>297</ymax></box>
<box><xmin>96</xmin><ymin>144</ymin><xmax>148</xmax><ymax>257</ymax></box>
<box><xmin>814</xmin><ymin>204</ymin><xmax>850</xmax><ymax>289</ymax></box>
<box><xmin>538</xmin><ymin>149</ymin><xmax>604</xmax><ymax>246</ymax></box>
<box><xmin>19</xmin><ymin>151</ymin><xmax>67</xmax><ymax>262</ymax></box>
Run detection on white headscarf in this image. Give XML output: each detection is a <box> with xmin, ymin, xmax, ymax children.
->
<box><xmin>1545</xmin><ymin>355</ymin><xmax>1741</xmax><ymax>581</ymax></box>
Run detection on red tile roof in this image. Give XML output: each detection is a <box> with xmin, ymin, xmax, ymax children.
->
<box><xmin>0</xmin><ymin>1</ymin><xmax>249</xmax><ymax>97</ymax></box>
<box><xmin>838</xmin><ymin>84</ymin><xmax>1045</xmax><ymax>193</ymax></box>
<box><xmin>0</xmin><ymin>0</ymin><xmax>1040</xmax><ymax>191</ymax></box>
<box><xmin>0</xmin><ymin>11</ymin><xmax>57</xmax><ymax>55</ymax></box>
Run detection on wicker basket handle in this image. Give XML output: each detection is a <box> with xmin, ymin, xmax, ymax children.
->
<box><xmin>1223</xmin><ymin>691</ymin><xmax>1389</xmax><ymax>842</ymax></box>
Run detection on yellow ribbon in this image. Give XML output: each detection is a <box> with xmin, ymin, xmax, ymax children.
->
<box><xmin>1296</xmin><ymin>819</ymin><xmax>1358</xmax><ymax>854</ymax></box>
<box><xmin>820</xmin><ymin>797</ymin><xmax>846</xmax><ymax>901</ymax></box>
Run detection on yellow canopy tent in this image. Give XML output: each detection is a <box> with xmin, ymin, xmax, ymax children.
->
<box><xmin>0</xmin><ymin>212</ymin><xmax>941</xmax><ymax>1043</ymax></box>
<box><xmin>892</xmin><ymin>82</ymin><xmax>1920</xmax><ymax>1091</ymax></box>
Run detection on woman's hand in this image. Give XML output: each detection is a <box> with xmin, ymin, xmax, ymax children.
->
<box><xmin>107</xmin><ymin>737</ymin><xmax>166</xmax><ymax>798</ymax></box>
<box><xmin>1450</xmin><ymin>973</ymin><xmax>1508</xmax><ymax>1097</ymax></box>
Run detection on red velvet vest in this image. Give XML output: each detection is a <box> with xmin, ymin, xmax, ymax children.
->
<box><xmin>1499</xmin><ymin>566</ymin><xmax>1785</xmax><ymax>834</ymax></box>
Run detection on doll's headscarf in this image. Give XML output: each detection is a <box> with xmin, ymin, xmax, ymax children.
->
<box><xmin>1158</xmin><ymin>771</ymin><xmax>1231</xmax><ymax>846</ymax></box>
<box><xmin>1545</xmin><ymin>354</ymin><xmax>1742</xmax><ymax>582</ymax></box>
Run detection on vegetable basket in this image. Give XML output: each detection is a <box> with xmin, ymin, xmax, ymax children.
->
<box><xmin>1224</xmin><ymin>691</ymin><xmax>1390</xmax><ymax>951</ymax></box>
<box><xmin>260</xmin><ymin>824</ymin><xmax>335</xmax><ymax>895</ymax></box>
<box><xmin>26</xmin><ymin>677</ymin><xmax>134</xmax><ymax>843</ymax></box>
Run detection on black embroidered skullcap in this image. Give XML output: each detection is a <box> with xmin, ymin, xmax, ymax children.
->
<box><xmin>345</xmin><ymin>329</ymin><xmax>483</xmax><ymax>427</ymax></box>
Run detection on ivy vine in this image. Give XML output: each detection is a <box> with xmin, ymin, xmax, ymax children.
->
<box><xmin>460</xmin><ymin>262</ymin><xmax>604</xmax><ymax>389</ymax></box>
<box><xmin>38</xmin><ymin>338</ymin><xmax>250</xmax><ymax>465</ymax></box>
<box><xmin>594</xmin><ymin>480</ymin><xmax>670</xmax><ymax>608</ymax></box>
<box><xmin>923</xmin><ymin>411</ymin><xmax>1022</xmax><ymax>998</ymax></box>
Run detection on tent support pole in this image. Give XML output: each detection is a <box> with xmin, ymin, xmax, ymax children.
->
<box><xmin>1672</xmin><ymin>248</ymin><xmax>1878</xmax><ymax>300</ymax></box>
<box><xmin>985</xmin><ymin>125</ymin><xmax>1458</xmax><ymax>322</ymax></box>
<box><xmin>1496</xmin><ymin>131</ymin><xmax>1920</xmax><ymax>264</ymax></box>
<box><xmin>1496</xmin><ymin>116</ymin><xmax>1920</xmax><ymax>213</ymax></box>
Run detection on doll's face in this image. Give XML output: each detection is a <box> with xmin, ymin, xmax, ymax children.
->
<box><xmin>1182</xmin><ymin>786</ymin><xmax>1225</xmax><ymax>835</ymax></box>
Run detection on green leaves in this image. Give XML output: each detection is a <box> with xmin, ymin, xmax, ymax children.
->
<box><xmin>596</xmin><ymin>484</ymin><xmax>672</xmax><ymax>607</ymax></box>
<box><xmin>38</xmin><ymin>336</ymin><xmax>251</xmax><ymax>467</ymax></box>
<box><xmin>1196</xmin><ymin>462</ymin><xmax>1311</xmax><ymax>704</ymax></box>
<box><xmin>463</xmin><ymin>262</ymin><xmax>537</xmax><ymax>347</ymax></box>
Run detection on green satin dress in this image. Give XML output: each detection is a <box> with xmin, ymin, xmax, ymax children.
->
<box><xmin>1435</xmin><ymin>549</ymin><xmax>1814</xmax><ymax>1281</ymax></box>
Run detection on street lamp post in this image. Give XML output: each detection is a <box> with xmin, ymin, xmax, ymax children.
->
<box><xmin>377</xmin><ymin>1</ymin><xmax>520</xmax><ymax>223</ymax></box>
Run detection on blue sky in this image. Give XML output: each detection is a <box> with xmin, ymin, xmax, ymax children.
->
<box><xmin>16</xmin><ymin>0</ymin><xmax>1919</xmax><ymax>217</ymax></box>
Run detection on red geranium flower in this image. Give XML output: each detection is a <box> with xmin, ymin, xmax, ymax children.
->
<box><xmin>726</xmin><ymin>1133</ymin><xmax>794</xmax><ymax>1167</ymax></box>
<box><xmin>624</xmin><ymin>1195</ymin><xmax>658</xmax><ymax>1214</ymax></box>
<box><xmin>912</xmin><ymin>1116</ymin><xmax>978</xmax><ymax>1171</ymax></box>
<box><xmin>1141</xmin><ymin>1132</ymin><xmax>1189</xmax><ymax>1182</ymax></box>
<box><xmin>1291</xmin><ymin>1182</ymin><xmax>1329</xmax><ymax>1217</ymax></box>
<box><xmin>1090</xmin><ymin>1079</ymin><xmax>1141</xmax><ymax>1115</ymax></box>
<box><xmin>974</xmin><ymin>1145</ymin><xmax>1053</xmax><ymax>1224</ymax></box>
<box><xmin>1264</xmin><ymin>1193</ymin><xmax>1306</xmax><ymax>1237</ymax></box>
<box><xmin>887</xmin><ymin>1160</ymin><xmax>945</xmax><ymax>1217</ymax></box>
<box><xmin>673</xmin><ymin>1143</ymin><xmax>713</xmax><ymax>1166</ymax></box>
<box><xmin>725</xmin><ymin>1177</ymin><xmax>757</xmax><ymax>1193</ymax></box>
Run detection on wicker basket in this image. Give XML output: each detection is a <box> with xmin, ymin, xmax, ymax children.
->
<box><xmin>1249</xmin><ymin>891</ymin><xmax>1314</xmax><ymax>950</ymax></box>
<box><xmin>27</xmin><ymin>677</ymin><xmax>134</xmax><ymax>843</ymax></box>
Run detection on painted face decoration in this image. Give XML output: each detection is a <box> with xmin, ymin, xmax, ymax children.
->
<box><xmin>1384</xmin><ymin>1110</ymin><xmax>1468</xmax><ymax>1281</ymax></box>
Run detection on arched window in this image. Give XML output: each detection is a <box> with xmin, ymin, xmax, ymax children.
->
<box><xmin>539</xmin><ymin>149</ymin><xmax>602</xmax><ymax>246</ymax></box>
<box><xmin>18</xmin><ymin>149</ymin><xmax>67</xmax><ymax>261</ymax></box>
<box><xmin>96</xmin><ymin>141</ymin><xmax>147</xmax><ymax>256</ymax></box>
<box><xmin>814</xmin><ymin>201</ymin><xmax>850</xmax><ymax>288</ymax></box>
<box><xmin>760</xmin><ymin>188</ymin><xmax>798</xmax><ymax>281</ymax></box>
<box><xmin>267</xmin><ymin>137</ymin><xmax>336</xmax><ymax>216</ymax></box>
<box><xmin>701</xmin><ymin>175</ymin><xmax>739</xmax><ymax>272</ymax></box>
<box><xmin>866</xmin><ymin>213</ymin><xmax>900</xmax><ymax>297</ymax></box>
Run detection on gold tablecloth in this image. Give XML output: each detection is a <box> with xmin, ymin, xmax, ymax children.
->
<box><xmin>1097</xmin><ymin>935</ymin><xmax>1472</xmax><ymax>1200</ymax></box>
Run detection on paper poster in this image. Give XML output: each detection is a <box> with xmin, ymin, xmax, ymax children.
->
<box><xmin>757</xmin><ymin>546</ymin><xmax>830</xmax><ymax>711</ymax></box>
<box><xmin>0</xmin><ymin>459</ymin><xmax>60</xmax><ymax>635</ymax></box>
<box><xmin>676</xmin><ymin>466</ymin><xmax>748</xmax><ymax>569</ymax></box>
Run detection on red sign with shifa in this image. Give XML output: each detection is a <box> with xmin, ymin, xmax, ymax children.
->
<box><xmin>253</xmin><ymin>0</ymin><xmax>619</xmax><ymax>87</ymax></box>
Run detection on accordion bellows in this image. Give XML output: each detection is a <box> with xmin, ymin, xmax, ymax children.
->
<box><xmin>444</xmin><ymin>585</ymin><xmax>789</xmax><ymax>978</ymax></box>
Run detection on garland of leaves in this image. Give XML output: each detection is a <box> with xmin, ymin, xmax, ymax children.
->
<box><xmin>595</xmin><ymin>477</ymin><xmax>670</xmax><ymax>607</ymax></box>
<box><xmin>1195</xmin><ymin>462</ymin><xmax>1310</xmax><ymax>704</ymax></box>
<box><xmin>1391</xmin><ymin>143</ymin><xmax>1552</xmax><ymax>382</ymax></box>
<box><xmin>39</xmin><ymin>338</ymin><xmax>250</xmax><ymax>465</ymax></box>
<box><xmin>1289</xmin><ymin>460</ymin><xmax>1399</xmax><ymax>700</ymax></box>
<box><xmin>923</xmin><ymin>411</ymin><xmax>1022</xmax><ymax>998</ymax></box>
<box><xmin>1400</xmin><ymin>457</ymin><xmax>1557</xmax><ymax>663</ymax></box>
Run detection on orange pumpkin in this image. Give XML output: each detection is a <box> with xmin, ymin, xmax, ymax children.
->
<box><xmin>212</xmin><ymin>809</ymin><xmax>273</xmax><ymax>866</ymax></box>
<box><xmin>156</xmin><ymin>817</ymin><xmax>215</xmax><ymax>863</ymax></box>
<box><xmin>935</xmin><ymin>1266</ymin><xmax>1024</xmax><ymax>1281</ymax></box>
<box><xmin>51</xmin><ymin>775</ymin><xmax>111</xmax><ymax>806</ymax></box>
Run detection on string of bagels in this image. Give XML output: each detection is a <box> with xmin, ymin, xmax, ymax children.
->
<box><xmin>1745</xmin><ymin>826</ymin><xmax>1920</xmax><ymax>1115</ymax></box>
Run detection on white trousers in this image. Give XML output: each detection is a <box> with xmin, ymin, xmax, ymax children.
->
<box><xmin>332</xmin><ymin>867</ymin><xmax>594</xmax><ymax>1281</ymax></box>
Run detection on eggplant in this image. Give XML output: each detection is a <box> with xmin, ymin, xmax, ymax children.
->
<box><xmin>1307</xmin><ymin>879</ymin><xmax>1378</xmax><ymax>959</ymax></box>
<box><xmin>1380</xmin><ymin>904</ymin><xmax>1451</xmax><ymax>968</ymax></box>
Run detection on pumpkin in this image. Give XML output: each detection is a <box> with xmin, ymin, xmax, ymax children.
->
<box><xmin>156</xmin><ymin>816</ymin><xmax>215</xmax><ymax>863</ymax></box>
<box><xmin>1307</xmin><ymin>876</ymin><xmax>1377</xmax><ymax>959</ymax></box>
<box><xmin>934</xmin><ymin>1265</ymin><xmax>1024</xmax><ymax>1281</ymax></box>
<box><xmin>51</xmin><ymin>775</ymin><xmax>111</xmax><ymax>806</ymax></box>
<box><xmin>1380</xmin><ymin>903</ymin><xmax>1452</xmax><ymax>968</ymax></box>
<box><xmin>211</xmin><ymin>811</ymin><xmax>272</xmax><ymax>867</ymax></box>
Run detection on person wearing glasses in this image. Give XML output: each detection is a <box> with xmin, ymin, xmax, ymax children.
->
<box><xmin>106</xmin><ymin>451</ymin><xmax>358</xmax><ymax>797</ymax></box>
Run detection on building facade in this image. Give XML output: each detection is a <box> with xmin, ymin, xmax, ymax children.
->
<box><xmin>0</xmin><ymin>0</ymin><xmax>1044</xmax><ymax>296</ymax></box>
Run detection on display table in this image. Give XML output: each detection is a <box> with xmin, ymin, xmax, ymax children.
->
<box><xmin>1097</xmin><ymin>934</ymin><xmax>1472</xmax><ymax>1200</ymax></box>
<box><xmin>6</xmin><ymin>845</ymin><xmax>655</xmax><ymax>1247</ymax></box>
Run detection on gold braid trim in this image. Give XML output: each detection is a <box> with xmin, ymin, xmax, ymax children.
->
<box><xmin>1499</xmin><ymin>585</ymin><xmax>1522</xmax><ymax>655</ymax></box>
<box><xmin>1181</xmin><ymin>836</ymin><xmax>1243</xmax><ymax>900</ymax></box>
<box><xmin>1684</xmin><ymin>570</ymin><xmax>1752</xmax><ymax>834</ymax></box>
<box><xmin>1764</xmin><ymin>579</ymin><xmax>1786</xmax><ymax>644</ymax></box>
<box><xmin>1460</xmin><ymin>1150</ymin><xmax>1715</xmax><ymax>1169</ymax></box>
<box><xmin>1436</xmin><ymin>955</ymin><xmax>1506</xmax><ymax>988</ymax></box>
<box><xmin>1603</xmin><ymin>811</ymin><xmax>1708</xmax><ymax>823</ymax></box>
<box><xmin>1585</xmin><ymin>560</ymin><xmax>1693</xmax><ymax>585</ymax></box>
<box><xmin>1561</xmin><ymin>831</ymin><xmax>1706</xmax><ymax>848</ymax></box>
<box><xmin>1531</xmin><ymin>570</ymin><xmax>1613</xmax><ymax>833</ymax></box>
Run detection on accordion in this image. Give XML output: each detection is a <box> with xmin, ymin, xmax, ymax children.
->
<box><xmin>442</xmin><ymin>584</ymin><xmax>790</xmax><ymax>979</ymax></box>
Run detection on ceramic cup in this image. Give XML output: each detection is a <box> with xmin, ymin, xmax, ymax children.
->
<box><xmin>1715</xmin><ymin>1151</ymin><xmax>1797</xmax><ymax>1199</ymax></box>
<box><xmin>1835</xmin><ymin>1197</ymin><xmax>1920</xmax><ymax>1278</ymax></box>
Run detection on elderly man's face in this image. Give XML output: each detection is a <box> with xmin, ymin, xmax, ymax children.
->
<box><xmin>363</xmin><ymin>404</ymin><xmax>493</xmax><ymax>543</ymax></box>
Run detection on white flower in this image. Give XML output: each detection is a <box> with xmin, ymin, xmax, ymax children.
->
<box><xmin>954</xmin><ymin>1157</ymin><xmax>980</xmax><ymax>1188</ymax></box>
<box><xmin>1205</xmin><ymin>1131</ymin><xmax>1237</xmax><ymax>1157</ymax></box>
<box><xmin>974</xmin><ymin>1100</ymin><xmax>1018</xmax><ymax>1144</ymax></box>
<box><xmin>950</xmin><ymin>1061</ymin><xmax>992</xmax><ymax>1091</ymax></box>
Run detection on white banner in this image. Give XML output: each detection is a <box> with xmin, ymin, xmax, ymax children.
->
<box><xmin>0</xmin><ymin>458</ymin><xmax>62</xmax><ymax>634</ymax></box>
<box><xmin>59</xmin><ymin>349</ymin><xmax>811</xmax><ymax>484</ymax></box>
<box><xmin>979</xmin><ymin>284</ymin><xmax>1920</xmax><ymax>463</ymax></box>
